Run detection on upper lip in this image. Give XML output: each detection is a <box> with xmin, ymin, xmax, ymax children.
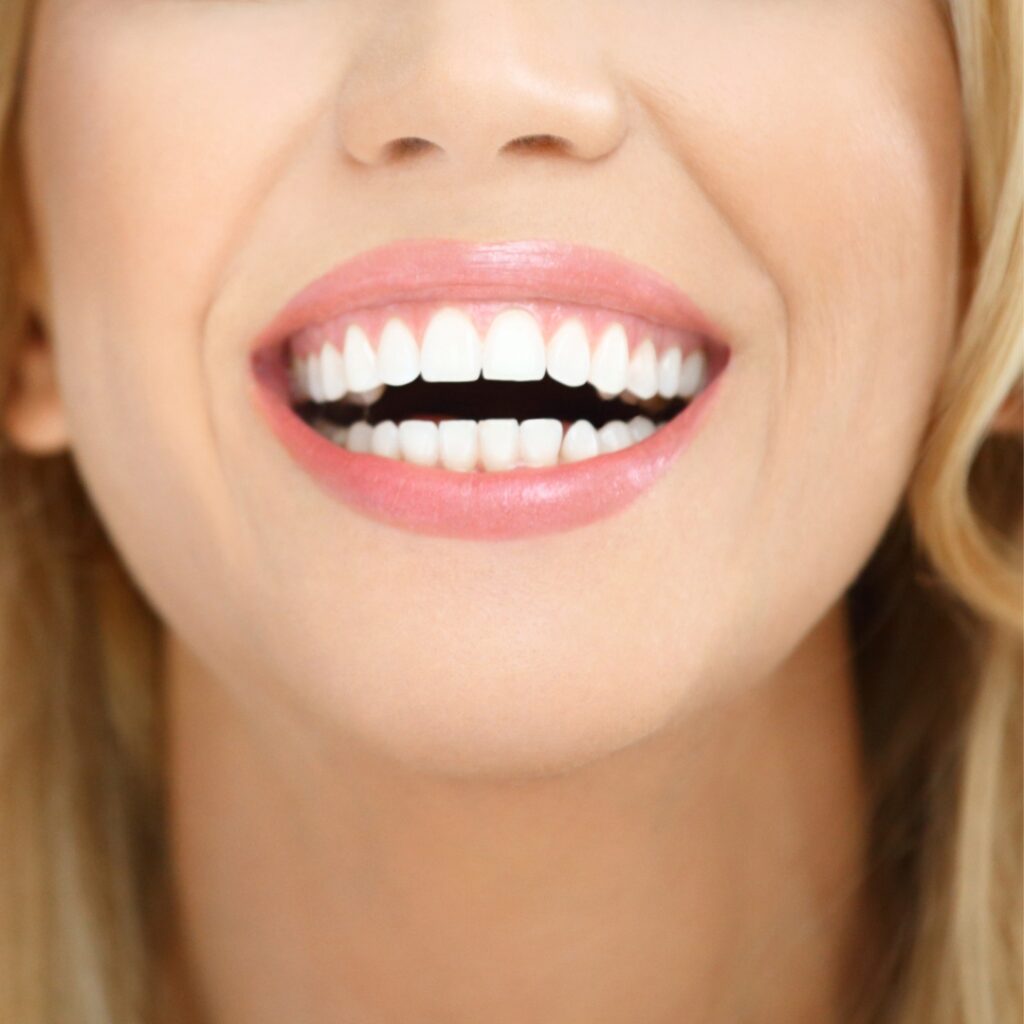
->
<box><xmin>250</xmin><ymin>238</ymin><xmax>729</xmax><ymax>355</ymax></box>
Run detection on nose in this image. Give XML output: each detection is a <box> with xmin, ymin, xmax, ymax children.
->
<box><xmin>336</xmin><ymin>1</ymin><xmax>628</xmax><ymax>169</ymax></box>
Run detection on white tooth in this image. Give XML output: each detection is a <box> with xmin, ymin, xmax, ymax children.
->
<box><xmin>597</xmin><ymin>420</ymin><xmax>633</xmax><ymax>453</ymax></box>
<box><xmin>438</xmin><ymin>420</ymin><xmax>479</xmax><ymax>472</ymax></box>
<box><xmin>350</xmin><ymin>384</ymin><xmax>385</xmax><ymax>406</ymax></box>
<box><xmin>626</xmin><ymin>339</ymin><xmax>658</xmax><ymax>400</ymax></box>
<box><xmin>657</xmin><ymin>348</ymin><xmax>682</xmax><ymax>399</ymax></box>
<box><xmin>678</xmin><ymin>349</ymin><xmax>708</xmax><ymax>398</ymax></box>
<box><xmin>560</xmin><ymin>420</ymin><xmax>599</xmax><ymax>463</ymax></box>
<box><xmin>346</xmin><ymin>421</ymin><xmax>374</xmax><ymax>454</ymax></box>
<box><xmin>588</xmin><ymin>323</ymin><xmax>629</xmax><ymax>395</ymax></box>
<box><xmin>398</xmin><ymin>420</ymin><xmax>440</xmax><ymax>466</ymax></box>
<box><xmin>628</xmin><ymin>416</ymin><xmax>656</xmax><ymax>442</ymax></box>
<box><xmin>370</xmin><ymin>420</ymin><xmax>400</xmax><ymax>459</ymax></box>
<box><xmin>478</xmin><ymin>419</ymin><xmax>520</xmax><ymax>471</ymax></box>
<box><xmin>306</xmin><ymin>352</ymin><xmax>326</xmax><ymax>403</ymax></box>
<box><xmin>344</xmin><ymin>325</ymin><xmax>381</xmax><ymax>391</ymax></box>
<box><xmin>546</xmin><ymin>319</ymin><xmax>590</xmax><ymax>387</ymax></box>
<box><xmin>420</xmin><ymin>307</ymin><xmax>482</xmax><ymax>382</ymax></box>
<box><xmin>320</xmin><ymin>343</ymin><xmax>347</xmax><ymax>401</ymax></box>
<box><xmin>377</xmin><ymin>319</ymin><xmax>420</xmax><ymax>386</ymax></box>
<box><xmin>482</xmin><ymin>309</ymin><xmax>546</xmax><ymax>381</ymax></box>
<box><xmin>519</xmin><ymin>418</ymin><xmax>563</xmax><ymax>467</ymax></box>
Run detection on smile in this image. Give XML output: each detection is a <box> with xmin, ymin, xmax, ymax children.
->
<box><xmin>251</xmin><ymin>240</ymin><xmax>731</xmax><ymax>539</ymax></box>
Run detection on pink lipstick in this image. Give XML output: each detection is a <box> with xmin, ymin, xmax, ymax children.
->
<box><xmin>250</xmin><ymin>239</ymin><xmax>731</xmax><ymax>540</ymax></box>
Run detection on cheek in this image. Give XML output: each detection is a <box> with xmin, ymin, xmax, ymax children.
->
<box><xmin>620</xmin><ymin>0</ymin><xmax>963</xmax><ymax>614</ymax></box>
<box><xmin>18</xmin><ymin>0</ymin><xmax>344</xmax><ymax>635</ymax></box>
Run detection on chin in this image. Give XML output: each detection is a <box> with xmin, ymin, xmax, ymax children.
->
<box><xmin>277</xmin><ymin>634</ymin><xmax>694</xmax><ymax>781</ymax></box>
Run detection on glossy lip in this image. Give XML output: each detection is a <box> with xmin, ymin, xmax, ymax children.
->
<box><xmin>249</xmin><ymin>239</ymin><xmax>732</xmax><ymax>540</ymax></box>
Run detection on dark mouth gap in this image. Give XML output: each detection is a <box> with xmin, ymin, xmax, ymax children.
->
<box><xmin>294</xmin><ymin>377</ymin><xmax>689</xmax><ymax>429</ymax></box>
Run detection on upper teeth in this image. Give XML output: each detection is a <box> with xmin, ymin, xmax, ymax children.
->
<box><xmin>290</xmin><ymin>305</ymin><xmax>709</xmax><ymax>404</ymax></box>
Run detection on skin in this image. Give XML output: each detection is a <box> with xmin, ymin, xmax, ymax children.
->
<box><xmin>4</xmin><ymin>0</ymin><xmax>971</xmax><ymax>1020</ymax></box>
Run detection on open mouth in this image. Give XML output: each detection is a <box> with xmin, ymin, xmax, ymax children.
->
<box><xmin>249</xmin><ymin>239</ymin><xmax>730</xmax><ymax>539</ymax></box>
<box><xmin>285</xmin><ymin>301</ymin><xmax>718</xmax><ymax>472</ymax></box>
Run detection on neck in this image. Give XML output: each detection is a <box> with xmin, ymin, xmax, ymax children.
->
<box><xmin>160</xmin><ymin>603</ymin><xmax>872</xmax><ymax>1024</ymax></box>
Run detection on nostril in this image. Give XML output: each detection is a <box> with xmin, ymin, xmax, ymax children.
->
<box><xmin>502</xmin><ymin>134</ymin><xmax>572</xmax><ymax>156</ymax></box>
<box><xmin>384</xmin><ymin>137</ymin><xmax>440</xmax><ymax>162</ymax></box>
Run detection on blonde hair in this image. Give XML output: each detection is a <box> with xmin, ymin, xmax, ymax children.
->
<box><xmin>0</xmin><ymin>1</ymin><xmax>1020</xmax><ymax>1021</ymax></box>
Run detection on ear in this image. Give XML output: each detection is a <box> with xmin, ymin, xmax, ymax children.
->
<box><xmin>988</xmin><ymin>382</ymin><xmax>1023</xmax><ymax>437</ymax></box>
<box><xmin>2</xmin><ymin>310</ymin><xmax>69</xmax><ymax>456</ymax></box>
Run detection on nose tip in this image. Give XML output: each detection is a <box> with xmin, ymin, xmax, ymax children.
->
<box><xmin>336</xmin><ymin>11</ymin><xmax>628</xmax><ymax>170</ymax></box>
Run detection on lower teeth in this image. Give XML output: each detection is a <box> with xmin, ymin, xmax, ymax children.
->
<box><xmin>311</xmin><ymin>416</ymin><xmax>659</xmax><ymax>471</ymax></box>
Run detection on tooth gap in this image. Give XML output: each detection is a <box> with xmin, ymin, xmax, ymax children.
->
<box><xmin>294</xmin><ymin>378</ymin><xmax>688</xmax><ymax>429</ymax></box>
<box><xmin>293</xmin><ymin>379</ymin><xmax>691</xmax><ymax>433</ymax></box>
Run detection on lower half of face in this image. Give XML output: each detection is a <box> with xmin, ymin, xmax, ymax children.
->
<box><xmin>19</xmin><ymin>0</ymin><xmax>963</xmax><ymax>776</ymax></box>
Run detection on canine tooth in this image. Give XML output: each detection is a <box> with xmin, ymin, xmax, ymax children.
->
<box><xmin>657</xmin><ymin>348</ymin><xmax>682</xmax><ymax>399</ymax></box>
<box><xmin>350</xmin><ymin>384</ymin><xmax>385</xmax><ymax>406</ymax></box>
<box><xmin>377</xmin><ymin>318</ymin><xmax>419</xmax><ymax>386</ymax></box>
<box><xmin>479</xmin><ymin>419</ymin><xmax>520</xmax><ymax>471</ymax></box>
<box><xmin>398</xmin><ymin>420</ymin><xmax>440</xmax><ymax>466</ymax></box>
<box><xmin>628</xmin><ymin>416</ymin><xmax>656</xmax><ymax>442</ymax></box>
<box><xmin>421</xmin><ymin>308</ymin><xmax>482</xmax><ymax>382</ymax></box>
<box><xmin>482</xmin><ymin>309</ymin><xmax>546</xmax><ymax>381</ymax></box>
<box><xmin>346</xmin><ymin>421</ymin><xmax>374</xmax><ymax>453</ymax></box>
<box><xmin>597</xmin><ymin>420</ymin><xmax>632</xmax><ymax>453</ymax></box>
<box><xmin>307</xmin><ymin>352</ymin><xmax>327</xmax><ymax>403</ymax></box>
<box><xmin>370</xmin><ymin>420</ymin><xmax>400</xmax><ymax>459</ymax></box>
<box><xmin>344</xmin><ymin>325</ymin><xmax>381</xmax><ymax>391</ymax></box>
<box><xmin>626</xmin><ymin>339</ymin><xmax>658</xmax><ymax>400</ymax></box>
<box><xmin>561</xmin><ymin>420</ymin><xmax>599</xmax><ymax>463</ymax></box>
<box><xmin>546</xmin><ymin>319</ymin><xmax>590</xmax><ymax>386</ymax></box>
<box><xmin>678</xmin><ymin>349</ymin><xmax>707</xmax><ymax>398</ymax></box>
<box><xmin>519</xmin><ymin>419</ymin><xmax>563</xmax><ymax>467</ymax></box>
<box><xmin>438</xmin><ymin>420</ymin><xmax>479</xmax><ymax>472</ymax></box>
<box><xmin>588</xmin><ymin>324</ymin><xmax>629</xmax><ymax>395</ymax></box>
<box><xmin>320</xmin><ymin>343</ymin><xmax>347</xmax><ymax>401</ymax></box>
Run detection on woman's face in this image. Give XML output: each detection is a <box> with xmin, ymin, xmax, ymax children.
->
<box><xmin>14</xmin><ymin>0</ymin><xmax>963</xmax><ymax>775</ymax></box>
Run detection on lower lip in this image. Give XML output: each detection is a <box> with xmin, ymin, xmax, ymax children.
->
<box><xmin>251</xmin><ymin>352</ymin><xmax>727</xmax><ymax>540</ymax></box>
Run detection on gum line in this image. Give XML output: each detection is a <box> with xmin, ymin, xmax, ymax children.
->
<box><xmin>289</xmin><ymin>299</ymin><xmax>705</xmax><ymax>358</ymax></box>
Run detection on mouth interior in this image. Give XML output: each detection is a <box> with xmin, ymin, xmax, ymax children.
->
<box><xmin>294</xmin><ymin>377</ymin><xmax>689</xmax><ymax>429</ymax></box>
